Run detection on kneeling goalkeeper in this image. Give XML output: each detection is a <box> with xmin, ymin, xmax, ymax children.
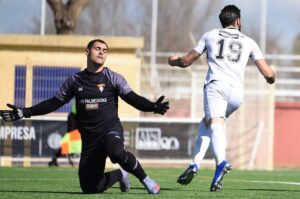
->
<box><xmin>0</xmin><ymin>39</ymin><xmax>169</xmax><ymax>194</ymax></box>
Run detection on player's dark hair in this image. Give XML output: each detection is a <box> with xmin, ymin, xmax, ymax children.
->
<box><xmin>86</xmin><ymin>39</ymin><xmax>108</xmax><ymax>50</ymax></box>
<box><xmin>219</xmin><ymin>5</ymin><xmax>241</xmax><ymax>28</ymax></box>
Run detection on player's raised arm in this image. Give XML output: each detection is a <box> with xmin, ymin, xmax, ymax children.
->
<box><xmin>168</xmin><ymin>49</ymin><xmax>201</xmax><ymax>68</ymax></box>
<box><xmin>254</xmin><ymin>59</ymin><xmax>276</xmax><ymax>84</ymax></box>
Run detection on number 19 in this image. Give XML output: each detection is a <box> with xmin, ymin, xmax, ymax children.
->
<box><xmin>216</xmin><ymin>39</ymin><xmax>242</xmax><ymax>63</ymax></box>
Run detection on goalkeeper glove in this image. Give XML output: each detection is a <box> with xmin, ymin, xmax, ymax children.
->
<box><xmin>153</xmin><ymin>96</ymin><xmax>169</xmax><ymax>115</ymax></box>
<box><xmin>0</xmin><ymin>104</ymin><xmax>31</xmax><ymax>122</ymax></box>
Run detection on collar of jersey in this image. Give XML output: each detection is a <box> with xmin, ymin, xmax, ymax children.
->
<box><xmin>225</xmin><ymin>25</ymin><xmax>238</xmax><ymax>29</ymax></box>
<box><xmin>84</xmin><ymin>67</ymin><xmax>105</xmax><ymax>76</ymax></box>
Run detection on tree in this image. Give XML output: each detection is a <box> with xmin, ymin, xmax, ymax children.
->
<box><xmin>155</xmin><ymin>0</ymin><xmax>219</xmax><ymax>52</ymax></box>
<box><xmin>76</xmin><ymin>0</ymin><xmax>144</xmax><ymax>37</ymax></box>
<box><xmin>76</xmin><ymin>0</ymin><xmax>219</xmax><ymax>53</ymax></box>
<box><xmin>47</xmin><ymin>0</ymin><xmax>89</xmax><ymax>34</ymax></box>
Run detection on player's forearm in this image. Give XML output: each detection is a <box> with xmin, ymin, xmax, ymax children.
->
<box><xmin>168</xmin><ymin>57</ymin><xmax>190</xmax><ymax>68</ymax></box>
<box><xmin>254</xmin><ymin>59</ymin><xmax>275</xmax><ymax>84</ymax></box>
<box><xmin>28</xmin><ymin>97</ymin><xmax>65</xmax><ymax>116</ymax></box>
<box><xmin>122</xmin><ymin>91</ymin><xmax>155</xmax><ymax>112</ymax></box>
<box><xmin>168</xmin><ymin>50</ymin><xmax>200</xmax><ymax>68</ymax></box>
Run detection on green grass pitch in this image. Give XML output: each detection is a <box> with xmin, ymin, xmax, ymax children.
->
<box><xmin>0</xmin><ymin>167</ymin><xmax>299</xmax><ymax>198</ymax></box>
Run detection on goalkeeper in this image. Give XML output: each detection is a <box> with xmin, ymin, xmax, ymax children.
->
<box><xmin>0</xmin><ymin>39</ymin><xmax>169</xmax><ymax>194</ymax></box>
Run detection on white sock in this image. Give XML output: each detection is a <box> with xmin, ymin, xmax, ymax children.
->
<box><xmin>192</xmin><ymin>120</ymin><xmax>211</xmax><ymax>168</ymax></box>
<box><xmin>120</xmin><ymin>167</ymin><xmax>128</xmax><ymax>178</ymax></box>
<box><xmin>210</xmin><ymin>123</ymin><xmax>226</xmax><ymax>165</ymax></box>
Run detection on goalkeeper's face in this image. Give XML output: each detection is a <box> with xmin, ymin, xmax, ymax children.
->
<box><xmin>86</xmin><ymin>42</ymin><xmax>108</xmax><ymax>67</ymax></box>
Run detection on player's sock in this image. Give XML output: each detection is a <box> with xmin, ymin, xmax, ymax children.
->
<box><xmin>142</xmin><ymin>176</ymin><xmax>160</xmax><ymax>194</ymax></box>
<box><xmin>193</xmin><ymin>120</ymin><xmax>211</xmax><ymax>166</ymax></box>
<box><xmin>119</xmin><ymin>168</ymin><xmax>130</xmax><ymax>192</ymax></box>
<box><xmin>120</xmin><ymin>151</ymin><xmax>147</xmax><ymax>181</ymax></box>
<box><xmin>210</xmin><ymin>123</ymin><xmax>226</xmax><ymax>165</ymax></box>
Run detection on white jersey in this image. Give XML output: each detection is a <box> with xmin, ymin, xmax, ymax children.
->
<box><xmin>194</xmin><ymin>28</ymin><xmax>264</xmax><ymax>85</ymax></box>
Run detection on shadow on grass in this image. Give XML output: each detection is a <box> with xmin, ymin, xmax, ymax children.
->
<box><xmin>0</xmin><ymin>186</ymin><xmax>177</xmax><ymax>195</ymax></box>
<box><xmin>111</xmin><ymin>186</ymin><xmax>175</xmax><ymax>191</ymax></box>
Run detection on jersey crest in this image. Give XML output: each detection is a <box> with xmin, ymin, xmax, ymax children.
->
<box><xmin>97</xmin><ymin>83</ymin><xmax>105</xmax><ymax>92</ymax></box>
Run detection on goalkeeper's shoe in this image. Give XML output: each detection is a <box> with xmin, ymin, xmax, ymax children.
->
<box><xmin>210</xmin><ymin>160</ymin><xmax>232</xmax><ymax>192</ymax></box>
<box><xmin>119</xmin><ymin>168</ymin><xmax>130</xmax><ymax>192</ymax></box>
<box><xmin>177</xmin><ymin>163</ymin><xmax>198</xmax><ymax>185</ymax></box>
<box><xmin>142</xmin><ymin>176</ymin><xmax>160</xmax><ymax>194</ymax></box>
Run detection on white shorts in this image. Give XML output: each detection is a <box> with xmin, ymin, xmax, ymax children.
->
<box><xmin>203</xmin><ymin>80</ymin><xmax>243</xmax><ymax>120</ymax></box>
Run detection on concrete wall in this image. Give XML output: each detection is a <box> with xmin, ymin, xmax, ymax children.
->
<box><xmin>0</xmin><ymin>35</ymin><xmax>143</xmax><ymax>118</ymax></box>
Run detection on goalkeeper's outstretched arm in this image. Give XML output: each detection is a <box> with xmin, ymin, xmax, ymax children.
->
<box><xmin>0</xmin><ymin>97</ymin><xmax>65</xmax><ymax>122</ymax></box>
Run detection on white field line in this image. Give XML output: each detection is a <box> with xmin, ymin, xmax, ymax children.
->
<box><xmin>0</xmin><ymin>178</ymin><xmax>65</xmax><ymax>181</ymax></box>
<box><xmin>248</xmin><ymin>180</ymin><xmax>300</xmax><ymax>186</ymax></box>
<box><xmin>1</xmin><ymin>177</ymin><xmax>300</xmax><ymax>186</ymax></box>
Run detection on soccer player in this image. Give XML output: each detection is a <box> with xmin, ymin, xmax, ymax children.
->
<box><xmin>168</xmin><ymin>5</ymin><xmax>275</xmax><ymax>192</ymax></box>
<box><xmin>0</xmin><ymin>39</ymin><xmax>169</xmax><ymax>194</ymax></box>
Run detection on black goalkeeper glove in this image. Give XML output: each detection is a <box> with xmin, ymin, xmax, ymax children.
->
<box><xmin>153</xmin><ymin>96</ymin><xmax>169</xmax><ymax>115</ymax></box>
<box><xmin>0</xmin><ymin>104</ymin><xmax>31</xmax><ymax>122</ymax></box>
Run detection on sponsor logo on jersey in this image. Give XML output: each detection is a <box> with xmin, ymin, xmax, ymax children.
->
<box><xmin>78</xmin><ymin>98</ymin><xmax>107</xmax><ymax>110</ymax></box>
<box><xmin>97</xmin><ymin>83</ymin><xmax>105</xmax><ymax>92</ymax></box>
<box><xmin>86</xmin><ymin>103</ymin><xmax>99</xmax><ymax>110</ymax></box>
<box><xmin>78</xmin><ymin>87</ymin><xmax>83</xmax><ymax>92</ymax></box>
<box><xmin>79</xmin><ymin>98</ymin><xmax>107</xmax><ymax>104</ymax></box>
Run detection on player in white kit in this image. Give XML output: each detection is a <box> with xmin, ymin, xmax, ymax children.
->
<box><xmin>168</xmin><ymin>5</ymin><xmax>275</xmax><ymax>192</ymax></box>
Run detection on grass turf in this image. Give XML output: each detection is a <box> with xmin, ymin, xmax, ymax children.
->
<box><xmin>0</xmin><ymin>167</ymin><xmax>299</xmax><ymax>198</ymax></box>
